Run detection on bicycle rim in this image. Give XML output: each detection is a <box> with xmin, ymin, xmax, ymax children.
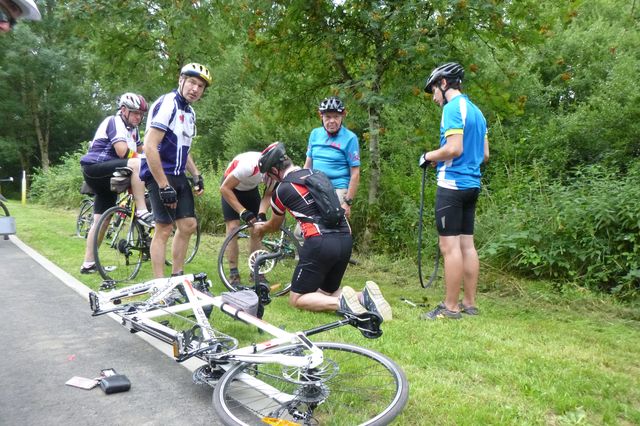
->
<box><xmin>76</xmin><ymin>199</ymin><xmax>94</xmax><ymax>238</ymax></box>
<box><xmin>217</xmin><ymin>225</ymin><xmax>299</xmax><ymax>296</ymax></box>
<box><xmin>0</xmin><ymin>201</ymin><xmax>9</xmax><ymax>217</ymax></box>
<box><xmin>93</xmin><ymin>206</ymin><xmax>143</xmax><ymax>282</ymax></box>
<box><xmin>212</xmin><ymin>342</ymin><xmax>408</xmax><ymax>426</ymax></box>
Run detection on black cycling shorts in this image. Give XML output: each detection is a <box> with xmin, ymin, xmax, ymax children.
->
<box><xmin>146</xmin><ymin>174</ymin><xmax>195</xmax><ymax>224</ymax></box>
<box><xmin>82</xmin><ymin>159</ymin><xmax>128</xmax><ymax>215</ymax></box>
<box><xmin>221</xmin><ymin>186</ymin><xmax>260</xmax><ymax>221</ymax></box>
<box><xmin>434</xmin><ymin>186</ymin><xmax>480</xmax><ymax>236</ymax></box>
<box><xmin>291</xmin><ymin>233</ymin><xmax>352</xmax><ymax>295</ymax></box>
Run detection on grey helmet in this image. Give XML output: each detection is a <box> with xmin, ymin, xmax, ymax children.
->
<box><xmin>318</xmin><ymin>96</ymin><xmax>345</xmax><ymax>113</ymax></box>
<box><xmin>259</xmin><ymin>142</ymin><xmax>287</xmax><ymax>173</ymax></box>
<box><xmin>118</xmin><ymin>93</ymin><xmax>148</xmax><ymax>112</ymax></box>
<box><xmin>423</xmin><ymin>62</ymin><xmax>464</xmax><ymax>94</ymax></box>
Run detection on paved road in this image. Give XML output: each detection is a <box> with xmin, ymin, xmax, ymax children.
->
<box><xmin>0</xmin><ymin>237</ymin><xmax>221</xmax><ymax>426</ymax></box>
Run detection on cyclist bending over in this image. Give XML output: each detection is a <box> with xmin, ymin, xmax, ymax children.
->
<box><xmin>79</xmin><ymin>93</ymin><xmax>152</xmax><ymax>274</ymax></box>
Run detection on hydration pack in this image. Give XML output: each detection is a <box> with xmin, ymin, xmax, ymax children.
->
<box><xmin>284</xmin><ymin>170</ymin><xmax>345</xmax><ymax>228</ymax></box>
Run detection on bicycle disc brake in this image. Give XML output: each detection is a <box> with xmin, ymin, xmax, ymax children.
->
<box><xmin>248</xmin><ymin>249</ymin><xmax>275</xmax><ymax>274</ymax></box>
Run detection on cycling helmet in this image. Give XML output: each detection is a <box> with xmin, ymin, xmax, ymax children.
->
<box><xmin>423</xmin><ymin>62</ymin><xmax>464</xmax><ymax>93</ymax></box>
<box><xmin>259</xmin><ymin>142</ymin><xmax>287</xmax><ymax>173</ymax></box>
<box><xmin>180</xmin><ymin>63</ymin><xmax>212</xmax><ymax>87</ymax></box>
<box><xmin>118</xmin><ymin>93</ymin><xmax>148</xmax><ymax>112</ymax></box>
<box><xmin>13</xmin><ymin>0</ymin><xmax>41</xmax><ymax>21</ymax></box>
<box><xmin>318</xmin><ymin>96</ymin><xmax>345</xmax><ymax>114</ymax></box>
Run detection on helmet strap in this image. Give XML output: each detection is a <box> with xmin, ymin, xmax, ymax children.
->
<box><xmin>119</xmin><ymin>108</ymin><xmax>133</xmax><ymax>130</ymax></box>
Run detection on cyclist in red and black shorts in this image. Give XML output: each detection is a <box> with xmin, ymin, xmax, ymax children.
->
<box><xmin>253</xmin><ymin>142</ymin><xmax>392</xmax><ymax>320</ymax></box>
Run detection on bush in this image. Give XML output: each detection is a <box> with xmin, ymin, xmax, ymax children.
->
<box><xmin>482</xmin><ymin>164</ymin><xmax>640</xmax><ymax>299</ymax></box>
<box><xmin>30</xmin><ymin>149</ymin><xmax>86</xmax><ymax>208</ymax></box>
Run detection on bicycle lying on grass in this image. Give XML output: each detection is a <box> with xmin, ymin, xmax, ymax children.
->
<box><xmin>217</xmin><ymin>223</ymin><xmax>301</xmax><ymax>297</ymax></box>
<box><xmin>89</xmin><ymin>272</ymin><xmax>408</xmax><ymax>425</ymax></box>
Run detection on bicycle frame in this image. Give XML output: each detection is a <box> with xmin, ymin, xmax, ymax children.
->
<box><xmin>88</xmin><ymin>273</ymin><xmax>373</xmax><ymax>369</ymax></box>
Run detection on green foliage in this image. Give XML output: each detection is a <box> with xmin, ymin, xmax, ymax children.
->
<box><xmin>29</xmin><ymin>150</ymin><xmax>87</xmax><ymax>208</ymax></box>
<box><xmin>482</xmin><ymin>165</ymin><xmax>640</xmax><ymax>299</ymax></box>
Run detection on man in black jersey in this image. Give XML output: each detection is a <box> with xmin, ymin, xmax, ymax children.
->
<box><xmin>253</xmin><ymin>142</ymin><xmax>392</xmax><ymax>320</ymax></box>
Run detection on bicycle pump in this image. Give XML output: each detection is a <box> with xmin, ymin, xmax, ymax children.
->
<box><xmin>417</xmin><ymin>165</ymin><xmax>440</xmax><ymax>289</ymax></box>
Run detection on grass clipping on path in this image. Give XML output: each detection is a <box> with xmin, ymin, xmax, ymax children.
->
<box><xmin>9</xmin><ymin>201</ymin><xmax>640</xmax><ymax>426</ymax></box>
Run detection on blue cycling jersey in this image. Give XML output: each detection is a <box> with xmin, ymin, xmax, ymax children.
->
<box><xmin>436</xmin><ymin>94</ymin><xmax>487</xmax><ymax>190</ymax></box>
<box><xmin>306</xmin><ymin>126</ymin><xmax>360</xmax><ymax>189</ymax></box>
<box><xmin>80</xmin><ymin>113</ymin><xmax>140</xmax><ymax>166</ymax></box>
<box><xmin>140</xmin><ymin>90</ymin><xmax>196</xmax><ymax>181</ymax></box>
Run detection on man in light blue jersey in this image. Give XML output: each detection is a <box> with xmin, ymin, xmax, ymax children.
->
<box><xmin>140</xmin><ymin>63</ymin><xmax>210</xmax><ymax>278</ymax></box>
<box><xmin>304</xmin><ymin>96</ymin><xmax>360</xmax><ymax>218</ymax></box>
<box><xmin>418</xmin><ymin>62</ymin><xmax>489</xmax><ymax>320</ymax></box>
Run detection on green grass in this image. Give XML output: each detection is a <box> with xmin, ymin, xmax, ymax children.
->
<box><xmin>6</xmin><ymin>200</ymin><xmax>640</xmax><ymax>425</ymax></box>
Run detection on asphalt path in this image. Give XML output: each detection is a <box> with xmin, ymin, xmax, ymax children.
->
<box><xmin>0</xmin><ymin>236</ymin><xmax>221</xmax><ymax>426</ymax></box>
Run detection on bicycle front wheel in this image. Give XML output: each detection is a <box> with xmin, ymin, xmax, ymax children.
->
<box><xmin>76</xmin><ymin>199</ymin><xmax>94</xmax><ymax>238</ymax></box>
<box><xmin>212</xmin><ymin>341</ymin><xmax>409</xmax><ymax>426</ymax></box>
<box><xmin>217</xmin><ymin>224</ymin><xmax>299</xmax><ymax>296</ymax></box>
<box><xmin>93</xmin><ymin>206</ymin><xmax>144</xmax><ymax>282</ymax></box>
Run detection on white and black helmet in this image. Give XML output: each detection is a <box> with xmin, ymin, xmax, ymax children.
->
<box><xmin>318</xmin><ymin>96</ymin><xmax>345</xmax><ymax>113</ymax></box>
<box><xmin>424</xmin><ymin>62</ymin><xmax>464</xmax><ymax>94</ymax></box>
<box><xmin>13</xmin><ymin>0</ymin><xmax>41</xmax><ymax>21</ymax></box>
<box><xmin>118</xmin><ymin>93</ymin><xmax>148</xmax><ymax>112</ymax></box>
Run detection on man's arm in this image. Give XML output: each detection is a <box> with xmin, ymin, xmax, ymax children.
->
<box><xmin>220</xmin><ymin>175</ymin><xmax>245</xmax><ymax>213</ymax></box>
<box><xmin>186</xmin><ymin>153</ymin><xmax>203</xmax><ymax>195</ymax></box>
<box><xmin>144</xmin><ymin>127</ymin><xmax>170</xmax><ymax>188</ymax></box>
<box><xmin>483</xmin><ymin>135</ymin><xmax>490</xmax><ymax>163</ymax></box>
<box><xmin>304</xmin><ymin>156</ymin><xmax>313</xmax><ymax>169</ymax></box>
<box><xmin>345</xmin><ymin>166</ymin><xmax>360</xmax><ymax>201</ymax></box>
<box><xmin>424</xmin><ymin>133</ymin><xmax>463</xmax><ymax>163</ymax></box>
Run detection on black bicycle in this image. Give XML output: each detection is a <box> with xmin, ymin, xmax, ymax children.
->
<box><xmin>217</xmin><ymin>223</ymin><xmax>301</xmax><ymax>297</ymax></box>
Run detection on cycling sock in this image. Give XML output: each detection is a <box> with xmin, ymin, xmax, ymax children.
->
<box><xmin>136</xmin><ymin>209</ymin><xmax>150</xmax><ymax>217</ymax></box>
<box><xmin>82</xmin><ymin>261</ymin><xmax>95</xmax><ymax>268</ymax></box>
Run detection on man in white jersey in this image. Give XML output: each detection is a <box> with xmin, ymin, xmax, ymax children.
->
<box><xmin>140</xmin><ymin>63</ymin><xmax>210</xmax><ymax>278</ymax></box>
<box><xmin>0</xmin><ymin>0</ymin><xmax>40</xmax><ymax>33</ymax></box>
<box><xmin>219</xmin><ymin>150</ymin><xmax>276</xmax><ymax>287</ymax></box>
<box><xmin>418</xmin><ymin>62</ymin><xmax>489</xmax><ymax>320</ymax></box>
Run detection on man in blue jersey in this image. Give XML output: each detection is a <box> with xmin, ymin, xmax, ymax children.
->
<box><xmin>418</xmin><ymin>62</ymin><xmax>489</xmax><ymax>320</ymax></box>
<box><xmin>0</xmin><ymin>0</ymin><xmax>40</xmax><ymax>33</ymax></box>
<box><xmin>140</xmin><ymin>63</ymin><xmax>210</xmax><ymax>278</ymax></box>
<box><xmin>304</xmin><ymin>97</ymin><xmax>360</xmax><ymax>218</ymax></box>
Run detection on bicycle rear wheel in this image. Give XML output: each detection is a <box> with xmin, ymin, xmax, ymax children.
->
<box><xmin>165</xmin><ymin>214</ymin><xmax>200</xmax><ymax>267</ymax></box>
<box><xmin>217</xmin><ymin>224</ymin><xmax>299</xmax><ymax>296</ymax></box>
<box><xmin>212</xmin><ymin>341</ymin><xmax>409</xmax><ymax>426</ymax></box>
<box><xmin>76</xmin><ymin>198</ymin><xmax>94</xmax><ymax>238</ymax></box>
<box><xmin>93</xmin><ymin>206</ymin><xmax>144</xmax><ymax>282</ymax></box>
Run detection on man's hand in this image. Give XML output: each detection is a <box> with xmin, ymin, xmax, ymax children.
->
<box><xmin>419</xmin><ymin>153</ymin><xmax>431</xmax><ymax>169</ymax></box>
<box><xmin>193</xmin><ymin>174</ymin><xmax>204</xmax><ymax>195</ymax></box>
<box><xmin>159</xmin><ymin>185</ymin><xmax>177</xmax><ymax>208</ymax></box>
<box><xmin>240</xmin><ymin>209</ymin><xmax>257</xmax><ymax>225</ymax></box>
<box><xmin>257</xmin><ymin>212</ymin><xmax>268</xmax><ymax>222</ymax></box>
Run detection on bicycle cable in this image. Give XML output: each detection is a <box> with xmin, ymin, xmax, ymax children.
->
<box><xmin>417</xmin><ymin>166</ymin><xmax>440</xmax><ymax>289</ymax></box>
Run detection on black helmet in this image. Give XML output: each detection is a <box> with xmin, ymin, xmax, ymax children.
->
<box><xmin>423</xmin><ymin>62</ymin><xmax>464</xmax><ymax>93</ymax></box>
<box><xmin>318</xmin><ymin>96</ymin><xmax>345</xmax><ymax>113</ymax></box>
<box><xmin>259</xmin><ymin>142</ymin><xmax>287</xmax><ymax>173</ymax></box>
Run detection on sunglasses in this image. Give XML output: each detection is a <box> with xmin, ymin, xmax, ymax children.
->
<box><xmin>0</xmin><ymin>6</ymin><xmax>16</xmax><ymax>28</ymax></box>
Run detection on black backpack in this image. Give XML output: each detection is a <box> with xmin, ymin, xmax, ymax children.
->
<box><xmin>284</xmin><ymin>170</ymin><xmax>345</xmax><ymax>228</ymax></box>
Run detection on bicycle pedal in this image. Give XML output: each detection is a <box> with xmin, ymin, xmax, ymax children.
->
<box><xmin>99</xmin><ymin>280</ymin><xmax>117</xmax><ymax>291</ymax></box>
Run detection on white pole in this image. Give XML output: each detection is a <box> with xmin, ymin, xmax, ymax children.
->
<box><xmin>21</xmin><ymin>170</ymin><xmax>26</xmax><ymax>205</ymax></box>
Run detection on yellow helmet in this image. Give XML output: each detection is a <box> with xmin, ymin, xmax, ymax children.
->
<box><xmin>180</xmin><ymin>63</ymin><xmax>212</xmax><ymax>87</ymax></box>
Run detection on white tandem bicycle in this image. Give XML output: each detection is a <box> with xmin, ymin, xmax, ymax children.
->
<box><xmin>88</xmin><ymin>272</ymin><xmax>408</xmax><ymax>425</ymax></box>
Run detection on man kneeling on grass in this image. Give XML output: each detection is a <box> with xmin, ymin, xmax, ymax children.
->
<box><xmin>252</xmin><ymin>142</ymin><xmax>392</xmax><ymax>321</ymax></box>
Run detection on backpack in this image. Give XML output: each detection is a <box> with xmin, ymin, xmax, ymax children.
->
<box><xmin>284</xmin><ymin>170</ymin><xmax>345</xmax><ymax>228</ymax></box>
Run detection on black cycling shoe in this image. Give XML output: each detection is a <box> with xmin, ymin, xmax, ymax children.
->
<box><xmin>80</xmin><ymin>264</ymin><xmax>98</xmax><ymax>274</ymax></box>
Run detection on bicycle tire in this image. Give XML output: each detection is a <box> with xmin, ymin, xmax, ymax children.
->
<box><xmin>165</xmin><ymin>214</ymin><xmax>200</xmax><ymax>266</ymax></box>
<box><xmin>217</xmin><ymin>224</ymin><xmax>300</xmax><ymax>297</ymax></box>
<box><xmin>212</xmin><ymin>341</ymin><xmax>409</xmax><ymax>426</ymax></box>
<box><xmin>76</xmin><ymin>199</ymin><xmax>94</xmax><ymax>238</ymax></box>
<box><xmin>0</xmin><ymin>200</ymin><xmax>9</xmax><ymax>217</ymax></box>
<box><xmin>93</xmin><ymin>206</ymin><xmax>144</xmax><ymax>282</ymax></box>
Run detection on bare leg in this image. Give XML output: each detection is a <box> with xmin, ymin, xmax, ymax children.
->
<box><xmin>171</xmin><ymin>217</ymin><xmax>197</xmax><ymax>274</ymax></box>
<box><xmin>460</xmin><ymin>234</ymin><xmax>479</xmax><ymax>307</ymax></box>
<box><xmin>126</xmin><ymin>158</ymin><xmax>148</xmax><ymax>213</ymax></box>
<box><xmin>150</xmin><ymin>222</ymin><xmax>172</xmax><ymax>278</ymax></box>
<box><xmin>83</xmin><ymin>213</ymin><xmax>103</xmax><ymax>263</ymax></box>
<box><xmin>224</xmin><ymin>219</ymin><xmax>241</xmax><ymax>270</ymax></box>
<box><xmin>289</xmin><ymin>288</ymin><xmax>341</xmax><ymax>312</ymax></box>
<box><xmin>438</xmin><ymin>235</ymin><xmax>463</xmax><ymax>312</ymax></box>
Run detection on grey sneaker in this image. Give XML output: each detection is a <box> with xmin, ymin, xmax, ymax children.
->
<box><xmin>362</xmin><ymin>281</ymin><xmax>392</xmax><ymax>321</ymax></box>
<box><xmin>136</xmin><ymin>211</ymin><xmax>155</xmax><ymax>228</ymax></box>
<box><xmin>459</xmin><ymin>303</ymin><xmax>479</xmax><ymax>315</ymax></box>
<box><xmin>338</xmin><ymin>286</ymin><xmax>367</xmax><ymax>315</ymax></box>
<box><xmin>421</xmin><ymin>303</ymin><xmax>462</xmax><ymax>320</ymax></box>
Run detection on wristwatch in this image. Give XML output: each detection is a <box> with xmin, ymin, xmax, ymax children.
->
<box><xmin>343</xmin><ymin>197</ymin><xmax>353</xmax><ymax>206</ymax></box>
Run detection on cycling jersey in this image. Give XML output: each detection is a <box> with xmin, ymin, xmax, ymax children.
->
<box><xmin>306</xmin><ymin>126</ymin><xmax>360</xmax><ymax>189</ymax></box>
<box><xmin>436</xmin><ymin>94</ymin><xmax>487</xmax><ymax>190</ymax></box>
<box><xmin>80</xmin><ymin>113</ymin><xmax>140</xmax><ymax>165</ymax></box>
<box><xmin>271</xmin><ymin>169</ymin><xmax>351</xmax><ymax>238</ymax></box>
<box><xmin>140</xmin><ymin>90</ymin><xmax>196</xmax><ymax>181</ymax></box>
<box><xmin>223</xmin><ymin>151</ymin><xmax>264</xmax><ymax>191</ymax></box>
